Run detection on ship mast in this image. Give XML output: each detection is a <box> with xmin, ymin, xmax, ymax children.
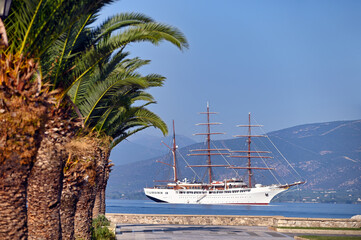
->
<box><xmin>172</xmin><ymin>120</ymin><xmax>178</xmax><ymax>182</ymax></box>
<box><xmin>247</xmin><ymin>113</ymin><xmax>252</xmax><ymax>187</ymax></box>
<box><xmin>206</xmin><ymin>102</ymin><xmax>212</xmax><ymax>183</ymax></box>
<box><xmin>229</xmin><ymin>113</ymin><xmax>274</xmax><ymax>188</ymax></box>
<box><xmin>188</xmin><ymin>103</ymin><xmax>230</xmax><ymax>184</ymax></box>
<box><xmin>157</xmin><ymin>120</ymin><xmax>178</xmax><ymax>182</ymax></box>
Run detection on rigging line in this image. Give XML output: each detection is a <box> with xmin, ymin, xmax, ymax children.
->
<box><xmin>253</xmin><ymin>117</ymin><xmax>304</xmax><ymax>181</ymax></box>
<box><xmin>252</xmin><ymin>117</ymin><xmax>300</xmax><ymax>181</ymax></box>
<box><xmin>273</xmin><ymin>135</ymin><xmax>319</xmax><ymax>156</ymax></box>
<box><xmin>253</xmin><ymin>142</ymin><xmax>282</xmax><ymax>185</ymax></box>
<box><xmin>245</xmin><ymin>116</ymin><xmax>294</xmax><ymax>182</ymax></box>
<box><xmin>221</xmin><ymin>141</ymin><xmax>242</xmax><ymax>179</ymax></box>
<box><xmin>246</xmin><ymin>123</ymin><xmax>291</xmax><ymax>181</ymax></box>
<box><xmin>222</xmin><ymin>141</ymin><xmax>244</xmax><ymax>180</ymax></box>
<box><xmin>262</xmin><ymin>137</ymin><xmax>298</xmax><ymax>182</ymax></box>
<box><xmin>201</xmin><ymin>170</ymin><xmax>207</xmax><ymax>183</ymax></box>
<box><xmin>251</xmin><ymin>132</ymin><xmax>290</xmax><ymax>183</ymax></box>
<box><xmin>265</xmin><ymin>135</ymin><xmax>304</xmax><ymax>180</ymax></box>
<box><xmin>213</xmin><ymin>141</ymin><xmax>240</xmax><ymax>178</ymax></box>
<box><xmin>176</xmin><ymin>149</ymin><xmax>202</xmax><ymax>181</ymax></box>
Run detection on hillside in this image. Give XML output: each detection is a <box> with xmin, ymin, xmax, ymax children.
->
<box><xmin>107</xmin><ymin>120</ymin><xmax>361</xmax><ymax>201</ymax></box>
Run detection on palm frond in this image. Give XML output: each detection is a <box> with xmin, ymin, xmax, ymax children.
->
<box><xmin>92</xmin><ymin>12</ymin><xmax>154</xmax><ymax>44</ymax></box>
<box><xmin>79</xmin><ymin>76</ymin><xmax>149</xmax><ymax>125</ymax></box>
<box><xmin>105</xmin><ymin>106</ymin><xmax>168</xmax><ymax>141</ymax></box>
<box><xmin>6</xmin><ymin>0</ymin><xmax>115</xmax><ymax>58</ymax></box>
<box><xmin>110</xmin><ymin>126</ymin><xmax>148</xmax><ymax>150</ymax></box>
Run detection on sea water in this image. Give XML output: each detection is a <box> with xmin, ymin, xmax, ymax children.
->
<box><xmin>106</xmin><ymin>199</ymin><xmax>361</xmax><ymax>219</ymax></box>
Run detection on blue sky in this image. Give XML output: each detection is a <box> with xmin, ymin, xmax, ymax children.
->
<box><xmin>100</xmin><ymin>0</ymin><xmax>361</xmax><ymax>140</ymax></box>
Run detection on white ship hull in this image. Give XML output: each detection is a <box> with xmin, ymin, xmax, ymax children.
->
<box><xmin>144</xmin><ymin>185</ymin><xmax>287</xmax><ymax>205</ymax></box>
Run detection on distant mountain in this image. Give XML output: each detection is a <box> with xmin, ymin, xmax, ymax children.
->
<box><xmin>268</xmin><ymin>120</ymin><xmax>361</xmax><ymax>190</ymax></box>
<box><xmin>107</xmin><ymin>120</ymin><xmax>361</xmax><ymax>199</ymax></box>
<box><xmin>109</xmin><ymin>133</ymin><xmax>196</xmax><ymax>165</ymax></box>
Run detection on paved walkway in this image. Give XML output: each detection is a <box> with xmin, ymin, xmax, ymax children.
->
<box><xmin>115</xmin><ymin>224</ymin><xmax>295</xmax><ymax>240</ymax></box>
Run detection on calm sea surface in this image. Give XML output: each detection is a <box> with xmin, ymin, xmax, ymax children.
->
<box><xmin>106</xmin><ymin>200</ymin><xmax>361</xmax><ymax>219</ymax></box>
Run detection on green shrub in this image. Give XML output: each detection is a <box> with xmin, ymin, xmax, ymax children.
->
<box><xmin>92</xmin><ymin>215</ymin><xmax>115</xmax><ymax>240</ymax></box>
<box><xmin>93</xmin><ymin>215</ymin><xmax>110</xmax><ymax>228</ymax></box>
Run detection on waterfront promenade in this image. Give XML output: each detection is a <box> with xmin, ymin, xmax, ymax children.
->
<box><xmin>115</xmin><ymin>224</ymin><xmax>294</xmax><ymax>240</ymax></box>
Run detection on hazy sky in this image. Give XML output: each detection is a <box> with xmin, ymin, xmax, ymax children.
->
<box><xmin>100</xmin><ymin>0</ymin><xmax>361</xmax><ymax>141</ymax></box>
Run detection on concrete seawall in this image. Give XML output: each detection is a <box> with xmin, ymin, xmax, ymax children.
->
<box><xmin>106</xmin><ymin>213</ymin><xmax>361</xmax><ymax>228</ymax></box>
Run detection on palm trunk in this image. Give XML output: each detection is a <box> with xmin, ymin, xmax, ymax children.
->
<box><xmin>91</xmin><ymin>168</ymin><xmax>104</xmax><ymax>219</ymax></box>
<box><xmin>60</xmin><ymin>174</ymin><xmax>81</xmax><ymax>240</ymax></box>
<box><xmin>93</xmin><ymin>188</ymin><xmax>102</xmax><ymax>218</ymax></box>
<box><xmin>0</xmin><ymin>53</ymin><xmax>49</xmax><ymax>239</ymax></box>
<box><xmin>0</xmin><ymin>88</ymin><xmax>47</xmax><ymax>239</ymax></box>
<box><xmin>92</xmin><ymin>149</ymin><xmax>110</xmax><ymax>218</ymax></box>
<box><xmin>74</xmin><ymin>145</ymin><xmax>103</xmax><ymax>240</ymax></box>
<box><xmin>0</xmin><ymin>156</ymin><xmax>31</xmax><ymax>240</ymax></box>
<box><xmin>100</xmin><ymin>185</ymin><xmax>107</xmax><ymax>215</ymax></box>
<box><xmin>74</xmin><ymin>180</ymin><xmax>97</xmax><ymax>240</ymax></box>
<box><xmin>27</xmin><ymin>138</ymin><xmax>64</xmax><ymax>240</ymax></box>
<box><xmin>100</xmin><ymin>160</ymin><xmax>113</xmax><ymax>215</ymax></box>
<box><xmin>60</xmin><ymin>137</ymin><xmax>100</xmax><ymax>240</ymax></box>
<box><xmin>27</xmin><ymin>110</ymin><xmax>78</xmax><ymax>240</ymax></box>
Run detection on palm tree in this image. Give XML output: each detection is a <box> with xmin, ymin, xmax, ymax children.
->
<box><xmin>1</xmin><ymin>1</ymin><xmax>187</xmax><ymax>238</ymax></box>
<box><xmin>0</xmin><ymin>1</ymin><xmax>114</xmax><ymax>238</ymax></box>
<box><xmin>62</xmin><ymin>56</ymin><xmax>169</xmax><ymax>239</ymax></box>
<box><xmin>29</xmin><ymin>12</ymin><xmax>187</xmax><ymax>239</ymax></box>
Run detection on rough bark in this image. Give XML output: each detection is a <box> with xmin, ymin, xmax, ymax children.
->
<box><xmin>60</xmin><ymin>137</ymin><xmax>101</xmax><ymax>240</ymax></box>
<box><xmin>74</xmin><ymin>180</ymin><xmax>97</xmax><ymax>240</ymax></box>
<box><xmin>93</xmin><ymin>189</ymin><xmax>102</xmax><ymax>219</ymax></box>
<box><xmin>60</xmin><ymin>161</ymin><xmax>84</xmax><ymax>240</ymax></box>
<box><xmin>28</xmin><ymin>138</ymin><xmax>64</xmax><ymax>240</ymax></box>
<box><xmin>74</xmin><ymin>146</ymin><xmax>103</xmax><ymax>240</ymax></box>
<box><xmin>100</xmin><ymin>160</ymin><xmax>113</xmax><ymax>215</ymax></box>
<box><xmin>100</xmin><ymin>186</ymin><xmax>107</xmax><ymax>215</ymax></box>
<box><xmin>0</xmin><ymin>156</ymin><xmax>31</xmax><ymax>240</ymax></box>
<box><xmin>0</xmin><ymin>52</ymin><xmax>49</xmax><ymax>239</ymax></box>
<box><xmin>60</xmin><ymin>187</ymin><xmax>78</xmax><ymax>240</ymax></box>
<box><xmin>92</xmin><ymin>149</ymin><xmax>110</xmax><ymax>218</ymax></box>
<box><xmin>27</xmin><ymin>109</ymin><xmax>78</xmax><ymax>240</ymax></box>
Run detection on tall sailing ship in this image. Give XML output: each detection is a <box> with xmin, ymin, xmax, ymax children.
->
<box><xmin>144</xmin><ymin>104</ymin><xmax>305</xmax><ymax>204</ymax></box>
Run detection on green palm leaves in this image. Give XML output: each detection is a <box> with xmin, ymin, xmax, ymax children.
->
<box><xmin>74</xmin><ymin>57</ymin><xmax>169</xmax><ymax>146</ymax></box>
<box><xmin>62</xmin><ymin>12</ymin><xmax>188</xmax><ymax>146</ymax></box>
<box><xmin>6</xmin><ymin>0</ymin><xmax>188</xmax><ymax>148</ymax></box>
<box><xmin>45</xmin><ymin>11</ymin><xmax>188</xmax><ymax>93</ymax></box>
<box><xmin>5</xmin><ymin>0</ymin><xmax>114</xmax><ymax>57</ymax></box>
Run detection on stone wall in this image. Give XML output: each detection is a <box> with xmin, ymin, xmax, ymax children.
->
<box><xmin>276</xmin><ymin>217</ymin><xmax>361</xmax><ymax>228</ymax></box>
<box><xmin>106</xmin><ymin>213</ymin><xmax>361</xmax><ymax>228</ymax></box>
